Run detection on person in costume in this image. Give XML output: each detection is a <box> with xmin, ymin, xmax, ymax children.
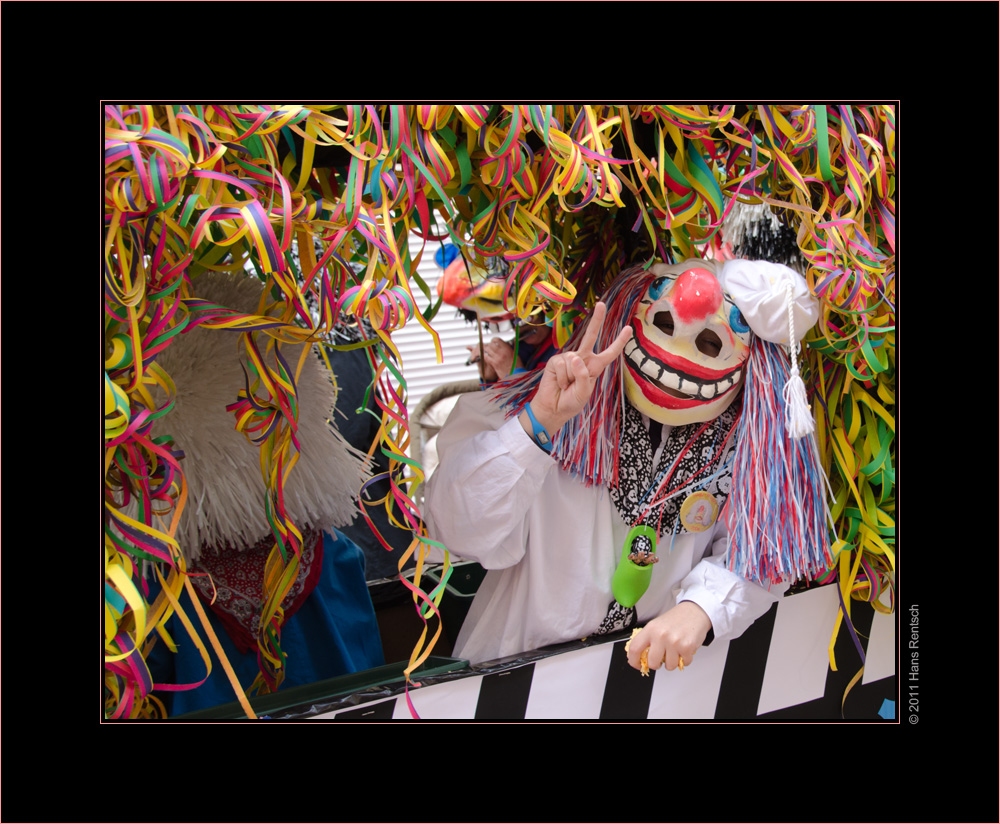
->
<box><xmin>466</xmin><ymin>312</ymin><xmax>555</xmax><ymax>384</ymax></box>
<box><xmin>144</xmin><ymin>272</ymin><xmax>385</xmax><ymax>715</ymax></box>
<box><xmin>423</xmin><ymin>255</ymin><xmax>829</xmax><ymax>673</ymax></box>
<box><xmin>437</xmin><ymin>247</ymin><xmax>558</xmax><ymax>384</ymax></box>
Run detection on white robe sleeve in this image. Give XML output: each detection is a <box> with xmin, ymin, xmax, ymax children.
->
<box><xmin>673</xmin><ymin>517</ymin><xmax>784</xmax><ymax>643</ymax></box>
<box><xmin>423</xmin><ymin>392</ymin><xmax>557</xmax><ymax>570</ymax></box>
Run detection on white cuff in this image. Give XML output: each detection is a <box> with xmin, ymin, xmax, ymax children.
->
<box><xmin>675</xmin><ymin>554</ymin><xmax>781</xmax><ymax>643</ymax></box>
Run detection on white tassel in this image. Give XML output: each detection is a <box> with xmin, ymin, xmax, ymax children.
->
<box><xmin>783</xmin><ymin>280</ymin><xmax>815</xmax><ymax>440</ymax></box>
<box><xmin>783</xmin><ymin>371</ymin><xmax>815</xmax><ymax>439</ymax></box>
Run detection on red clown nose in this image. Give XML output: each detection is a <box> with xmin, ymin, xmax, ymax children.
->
<box><xmin>669</xmin><ymin>267</ymin><xmax>724</xmax><ymax>324</ymax></box>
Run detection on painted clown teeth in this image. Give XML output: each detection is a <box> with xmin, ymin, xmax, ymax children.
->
<box><xmin>624</xmin><ymin>338</ymin><xmax>741</xmax><ymax>401</ymax></box>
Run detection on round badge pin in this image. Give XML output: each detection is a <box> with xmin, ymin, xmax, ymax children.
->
<box><xmin>679</xmin><ymin>491</ymin><xmax>719</xmax><ymax>532</ymax></box>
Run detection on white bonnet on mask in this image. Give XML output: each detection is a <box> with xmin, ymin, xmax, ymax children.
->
<box><xmin>720</xmin><ymin>258</ymin><xmax>819</xmax><ymax>346</ymax></box>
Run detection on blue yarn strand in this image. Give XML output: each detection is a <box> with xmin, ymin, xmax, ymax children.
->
<box><xmin>727</xmin><ymin>341</ymin><xmax>832</xmax><ymax>584</ymax></box>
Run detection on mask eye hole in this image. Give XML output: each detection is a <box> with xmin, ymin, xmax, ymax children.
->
<box><xmin>696</xmin><ymin>329</ymin><xmax>723</xmax><ymax>358</ymax></box>
<box><xmin>653</xmin><ymin>311</ymin><xmax>675</xmax><ymax>335</ymax></box>
<box><xmin>649</xmin><ymin>277</ymin><xmax>669</xmax><ymax>301</ymax></box>
<box><xmin>729</xmin><ymin>304</ymin><xmax>749</xmax><ymax>334</ymax></box>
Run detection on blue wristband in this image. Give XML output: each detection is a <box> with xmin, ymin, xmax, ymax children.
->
<box><xmin>523</xmin><ymin>403</ymin><xmax>553</xmax><ymax>453</ymax></box>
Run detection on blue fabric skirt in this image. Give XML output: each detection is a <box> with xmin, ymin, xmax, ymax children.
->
<box><xmin>147</xmin><ymin>528</ymin><xmax>385</xmax><ymax>716</ymax></box>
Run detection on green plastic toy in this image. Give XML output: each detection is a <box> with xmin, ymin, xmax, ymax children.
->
<box><xmin>612</xmin><ymin>524</ymin><xmax>658</xmax><ymax>608</ymax></box>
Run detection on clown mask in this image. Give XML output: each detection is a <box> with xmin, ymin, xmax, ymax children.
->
<box><xmin>622</xmin><ymin>260</ymin><xmax>751</xmax><ymax>426</ymax></box>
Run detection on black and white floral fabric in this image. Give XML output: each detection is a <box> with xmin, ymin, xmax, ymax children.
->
<box><xmin>593</xmin><ymin>599</ymin><xmax>639</xmax><ymax>636</ymax></box>
<box><xmin>610</xmin><ymin>399</ymin><xmax>740</xmax><ymax>538</ymax></box>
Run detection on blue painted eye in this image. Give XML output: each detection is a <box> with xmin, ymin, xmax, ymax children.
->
<box><xmin>649</xmin><ymin>277</ymin><xmax>669</xmax><ymax>301</ymax></box>
<box><xmin>729</xmin><ymin>304</ymin><xmax>750</xmax><ymax>334</ymax></box>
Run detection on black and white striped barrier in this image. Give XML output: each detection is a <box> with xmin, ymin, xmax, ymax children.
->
<box><xmin>290</xmin><ymin>583</ymin><xmax>896</xmax><ymax>720</ymax></box>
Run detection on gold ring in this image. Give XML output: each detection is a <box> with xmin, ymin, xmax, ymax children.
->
<box><xmin>677</xmin><ymin>656</ymin><xmax>685</xmax><ymax>671</ymax></box>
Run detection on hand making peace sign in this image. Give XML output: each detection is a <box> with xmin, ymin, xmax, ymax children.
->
<box><xmin>518</xmin><ymin>302</ymin><xmax>633</xmax><ymax>442</ymax></box>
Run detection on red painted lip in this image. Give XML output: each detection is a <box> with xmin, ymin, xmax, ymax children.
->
<box><xmin>633</xmin><ymin>323</ymin><xmax>743</xmax><ymax>381</ymax></box>
<box><xmin>624</xmin><ymin>359</ymin><xmax>740</xmax><ymax>409</ymax></box>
